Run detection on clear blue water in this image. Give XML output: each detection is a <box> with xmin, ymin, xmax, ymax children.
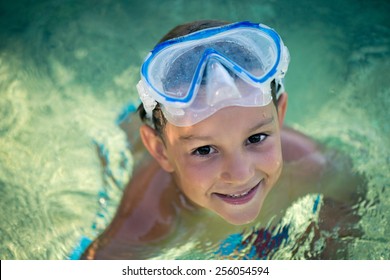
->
<box><xmin>0</xmin><ymin>0</ymin><xmax>389</xmax><ymax>259</ymax></box>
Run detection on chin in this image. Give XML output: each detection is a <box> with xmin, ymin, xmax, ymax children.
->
<box><xmin>219</xmin><ymin>208</ymin><xmax>261</xmax><ymax>226</ymax></box>
<box><xmin>225</xmin><ymin>216</ymin><xmax>257</xmax><ymax>226</ymax></box>
<box><xmin>217</xmin><ymin>193</ymin><xmax>268</xmax><ymax>226</ymax></box>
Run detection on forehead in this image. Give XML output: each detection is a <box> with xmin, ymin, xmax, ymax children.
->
<box><xmin>164</xmin><ymin>104</ymin><xmax>277</xmax><ymax>140</ymax></box>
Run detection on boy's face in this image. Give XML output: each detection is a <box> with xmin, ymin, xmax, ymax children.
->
<box><xmin>161</xmin><ymin>103</ymin><xmax>283</xmax><ymax>225</ymax></box>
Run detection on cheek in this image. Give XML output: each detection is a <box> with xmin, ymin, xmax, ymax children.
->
<box><xmin>256</xmin><ymin>140</ymin><xmax>283</xmax><ymax>176</ymax></box>
<box><xmin>269</xmin><ymin>146</ymin><xmax>283</xmax><ymax>171</ymax></box>
<box><xmin>172</xmin><ymin>158</ymin><xmax>217</xmax><ymax>196</ymax></box>
<box><xmin>174</xmin><ymin>153</ymin><xmax>217</xmax><ymax>181</ymax></box>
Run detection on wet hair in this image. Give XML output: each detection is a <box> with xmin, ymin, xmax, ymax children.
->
<box><xmin>137</xmin><ymin>20</ymin><xmax>280</xmax><ymax>136</ymax></box>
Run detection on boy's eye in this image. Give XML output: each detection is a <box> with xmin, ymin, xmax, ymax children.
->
<box><xmin>247</xmin><ymin>133</ymin><xmax>267</xmax><ymax>144</ymax></box>
<box><xmin>192</xmin><ymin>145</ymin><xmax>215</xmax><ymax>156</ymax></box>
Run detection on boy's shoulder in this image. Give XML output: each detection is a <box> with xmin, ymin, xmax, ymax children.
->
<box><xmin>278</xmin><ymin>126</ymin><xmax>327</xmax><ymax>200</ymax></box>
<box><xmin>281</xmin><ymin>126</ymin><xmax>321</xmax><ymax>163</ymax></box>
<box><xmin>279</xmin><ymin>126</ymin><xmax>362</xmax><ymax>204</ymax></box>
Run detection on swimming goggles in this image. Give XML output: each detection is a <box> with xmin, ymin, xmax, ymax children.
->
<box><xmin>137</xmin><ymin>21</ymin><xmax>290</xmax><ymax>127</ymax></box>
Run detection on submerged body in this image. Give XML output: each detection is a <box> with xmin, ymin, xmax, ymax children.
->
<box><xmin>82</xmin><ymin>104</ymin><xmax>362</xmax><ymax>259</ymax></box>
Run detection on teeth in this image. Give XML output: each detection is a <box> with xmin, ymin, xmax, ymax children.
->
<box><xmin>227</xmin><ymin>190</ymin><xmax>249</xmax><ymax>198</ymax></box>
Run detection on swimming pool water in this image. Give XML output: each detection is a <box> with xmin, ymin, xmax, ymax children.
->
<box><xmin>0</xmin><ymin>0</ymin><xmax>389</xmax><ymax>259</ymax></box>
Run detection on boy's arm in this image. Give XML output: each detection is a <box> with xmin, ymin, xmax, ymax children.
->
<box><xmin>81</xmin><ymin>156</ymin><xmax>177</xmax><ymax>259</ymax></box>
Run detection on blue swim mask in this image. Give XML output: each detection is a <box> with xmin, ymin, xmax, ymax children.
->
<box><xmin>137</xmin><ymin>21</ymin><xmax>290</xmax><ymax>126</ymax></box>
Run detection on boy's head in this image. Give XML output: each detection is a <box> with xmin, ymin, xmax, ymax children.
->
<box><xmin>136</xmin><ymin>20</ymin><xmax>290</xmax><ymax>225</ymax></box>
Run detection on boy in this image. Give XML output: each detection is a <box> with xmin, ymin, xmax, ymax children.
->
<box><xmin>82</xmin><ymin>20</ymin><xmax>362</xmax><ymax>259</ymax></box>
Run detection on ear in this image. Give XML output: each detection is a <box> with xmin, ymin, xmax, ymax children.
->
<box><xmin>139</xmin><ymin>124</ymin><xmax>174</xmax><ymax>172</ymax></box>
<box><xmin>276</xmin><ymin>92</ymin><xmax>288</xmax><ymax>127</ymax></box>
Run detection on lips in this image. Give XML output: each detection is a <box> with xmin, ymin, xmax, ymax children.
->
<box><xmin>214</xmin><ymin>181</ymin><xmax>261</xmax><ymax>205</ymax></box>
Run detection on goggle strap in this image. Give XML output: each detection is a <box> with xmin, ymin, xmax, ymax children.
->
<box><xmin>275</xmin><ymin>78</ymin><xmax>285</xmax><ymax>99</ymax></box>
<box><xmin>137</xmin><ymin>79</ymin><xmax>156</xmax><ymax>123</ymax></box>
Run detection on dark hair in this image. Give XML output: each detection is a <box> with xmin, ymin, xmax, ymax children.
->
<box><xmin>137</xmin><ymin>20</ymin><xmax>279</xmax><ymax>136</ymax></box>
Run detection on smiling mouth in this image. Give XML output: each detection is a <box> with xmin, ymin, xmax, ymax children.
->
<box><xmin>214</xmin><ymin>181</ymin><xmax>262</xmax><ymax>205</ymax></box>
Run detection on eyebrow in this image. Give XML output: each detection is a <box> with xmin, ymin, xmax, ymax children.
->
<box><xmin>179</xmin><ymin>117</ymin><xmax>275</xmax><ymax>142</ymax></box>
<box><xmin>248</xmin><ymin>116</ymin><xmax>275</xmax><ymax>133</ymax></box>
<box><xmin>179</xmin><ymin>134</ymin><xmax>213</xmax><ymax>142</ymax></box>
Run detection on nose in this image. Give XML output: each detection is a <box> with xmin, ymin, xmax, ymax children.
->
<box><xmin>219</xmin><ymin>151</ymin><xmax>255</xmax><ymax>184</ymax></box>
